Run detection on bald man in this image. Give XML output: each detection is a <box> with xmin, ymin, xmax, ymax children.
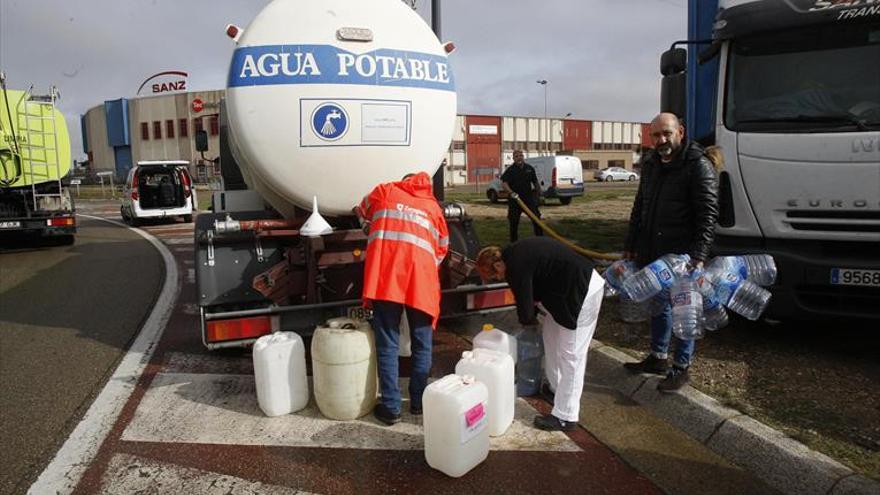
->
<box><xmin>622</xmin><ymin>113</ymin><xmax>719</xmax><ymax>392</ymax></box>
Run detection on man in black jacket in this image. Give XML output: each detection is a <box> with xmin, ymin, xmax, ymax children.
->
<box><xmin>477</xmin><ymin>238</ymin><xmax>604</xmax><ymax>431</ymax></box>
<box><xmin>501</xmin><ymin>150</ymin><xmax>543</xmax><ymax>242</ymax></box>
<box><xmin>623</xmin><ymin>112</ymin><xmax>720</xmax><ymax>392</ymax></box>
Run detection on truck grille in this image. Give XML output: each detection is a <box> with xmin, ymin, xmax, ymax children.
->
<box><xmin>785</xmin><ymin>210</ymin><xmax>880</xmax><ymax>233</ymax></box>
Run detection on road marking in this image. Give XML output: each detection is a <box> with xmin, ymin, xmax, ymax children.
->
<box><xmin>100</xmin><ymin>454</ymin><xmax>314</xmax><ymax>494</ymax></box>
<box><xmin>164</xmin><ymin>238</ymin><xmax>193</xmax><ymax>245</ymax></box>
<box><xmin>29</xmin><ymin>215</ymin><xmax>179</xmax><ymax>495</ymax></box>
<box><xmin>121</xmin><ymin>372</ymin><xmax>580</xmax><ymax>452</ymax></box>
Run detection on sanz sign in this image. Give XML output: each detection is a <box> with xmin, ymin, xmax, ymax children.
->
<box><xmin>137</xmin><ymin>71</ymin><xmax>189</xmax><ymax>96</ymax></box>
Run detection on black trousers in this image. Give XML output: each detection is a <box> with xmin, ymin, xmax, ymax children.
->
<box><xmin>508</xmin><ymin>199</ymin><xmax>543</xmax><ymax>242</ymax></box>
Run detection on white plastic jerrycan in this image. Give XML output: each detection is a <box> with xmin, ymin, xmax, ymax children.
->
<box><xmin>311</xmin><ymin>317</ymin><xmax>378</xmax><ymax>420</ymax></box>
<box><xmin>473</xmin><ymin>324</ymin><xmax>517</xmax><ymax>364</ymax></box>
<box><xmin>252</xmin><ymin>332</ymin><xmax>309</xmax><ymax>417</ymax></box>
<box><xmin>423</xmin><ymin>374</ymin><xmax>490</xmax><ymax>478</ymax></box>
<box><xmin>455</xmin><ymin>348</ymin><xmax>515</xmax><ymax>437</ymax></box>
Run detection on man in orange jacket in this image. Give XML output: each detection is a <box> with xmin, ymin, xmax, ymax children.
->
<box><xmin>355</xmin><ymin>172</ymin><xmax>449</xmax><ymax>425</ymax></box>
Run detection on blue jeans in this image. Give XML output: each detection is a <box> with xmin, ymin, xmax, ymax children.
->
<box><xmin>650</xmin><ymin>299</ymin><xmax>694</xmax><ymax>368</ymax></box>
<box><xmin>370</xmin><ymin>300</ymin><xmax>433</xmax><ymax>415</ymax></box>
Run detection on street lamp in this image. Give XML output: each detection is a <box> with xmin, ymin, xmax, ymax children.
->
<box><xmin>536</xmin><ymin>79</ymin><xmax>548</xmax><ymax>155</ymax></box>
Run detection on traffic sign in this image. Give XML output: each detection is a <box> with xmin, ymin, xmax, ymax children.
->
<box><xmin>192</xmin><ymin>98</ymin><xmax>204</xmax><ymax>113</ymax></box>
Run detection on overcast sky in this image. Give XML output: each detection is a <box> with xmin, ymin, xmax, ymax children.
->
<box><xmin>1</xmin><ymin>0</ymin><xmax>685</xmax><ymax>159</ymax></box>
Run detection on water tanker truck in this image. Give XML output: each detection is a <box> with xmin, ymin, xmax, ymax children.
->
<box><xmin>660</xmin><ymin>0</ymin><xmax>880</xmax><ymax>320</ymax></box>
<box><xmin>195</xmin><ymin>0</ymin><xmax>512</xmax><ymax>349</ymax></box>
<box><xmin>0</xmin><ymin>74</ymin><xmax>76</xmax><ymax>243</ymax></box>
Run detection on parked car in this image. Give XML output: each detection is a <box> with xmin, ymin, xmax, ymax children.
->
<box><xmin>121</xmin><ymin>161</ymin><xmax>197</xmax><ymax>226</ymax></box>
<box><xmin>486</xmin><ymin>155</ymin><xmax>585</xmax><ymax>205</ymax></box>
<box><xmin>594</xmin><ymin>167</ymin><xmax>638</xmax><ymax>182</ymax></box>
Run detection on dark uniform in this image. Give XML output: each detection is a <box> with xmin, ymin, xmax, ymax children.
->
<box><xmin>500</xmin><ymin>162</ymin><xmax>543</xmax><ymax>242</ymax></box>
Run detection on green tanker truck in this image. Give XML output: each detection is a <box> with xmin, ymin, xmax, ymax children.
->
<box><xmin>0</xmin><ymin>72</ymin><xmax>75</xmax><ymax>244</ymax></box>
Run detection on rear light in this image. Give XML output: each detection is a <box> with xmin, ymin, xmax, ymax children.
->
<box><xmin>551</xmin><ymin>167</ymin><xmax>557</xmax><ymax>187</ymax></box>
<box><xmin>180</xmin><ymin>169</ymin><xmax>192</xmax><ymax>198</ymax></box>
<box><xmin>131</xmin><ymin>172</ymin><xmax>139</xmax><ymax>200</ymax></box>
<box><xmin>206</xmin><ymin>315</ymin><xmax>274</xmax><ymax>342</ymax></box>
<box><xmin>466</xmin><ymin>289</ymin><xmax>516</xmax><ymax>311</ymax></box>
<box><xmin>47</xmin><ymin>216</ymin><xmax>75</xmax><ymax>227</ymax></box>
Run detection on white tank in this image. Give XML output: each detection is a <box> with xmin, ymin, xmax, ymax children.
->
<box><xmin>473</xmin><ymin>324</ymin><xmax>518</xmax><ymax>364</ymax></box>
<box><xmin>423</xmin><ymin>374</ymin><xmax>489</xmax><ymax>478</ymax></box>
<box><xmin>252</xmin><ymin>332</ymin><xmax>309</xmax><ymax>417</ymax></box>
<box><xmin>311</xmin><ymin>317</ymin><xmax>377</xmax><ymax>420</ymax></box>
<box><xmin>455</xmin><ymin>349</ymin><xmax>515</xmax><ymax>437</ymax></box>
<box><xmin>226</xmin><ymin>0</ymin><xmax>457</xmax><ymax>217</ymax></box>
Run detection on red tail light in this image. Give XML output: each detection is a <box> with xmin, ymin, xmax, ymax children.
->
<box><xmin>180</xmin><ymin>169</ymin><xmax>192</xmax><ymax>198</ymax></box>
<box><xmin>551</xmin><ymin>167</ymin><xmax>557</xmax><ymax>187</ymax></box>
<box><xmin>206</xmin><ymin>316</ymin><xmax>273</xmax><ymax>342</ymax></box>
<box><xmin>131</xmin><ymin>172</ymin><xmax>139</xmax><ymax>200</ymax></box>
<box><xmin>47</xmin><ymin>216</ymin><xmax>75</xmax><ymax>227</ymax></box>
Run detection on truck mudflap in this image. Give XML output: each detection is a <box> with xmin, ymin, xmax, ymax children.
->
<box><xmin>195</xmin><ymin>208</ymin><xmax>514</xmax><ymax>349</ymax></box>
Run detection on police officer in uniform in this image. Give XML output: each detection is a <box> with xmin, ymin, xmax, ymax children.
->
<box><xmin>501</xmin><ymin>150</ymin><xmax>543</xmax><ymax>242</ymax></box>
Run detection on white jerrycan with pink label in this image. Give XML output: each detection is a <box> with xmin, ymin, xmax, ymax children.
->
<box><xmin>423</xmin><ymin>374</ymin><xmax>490</xmax><ymax>477</ymax></box>
<box><xmin>252</xmin><ymin>332</ymin><xmax>309</xmax><ymax>417</ymax></box>
<box><xmin>472</xmin><ymin>324</ymin><xmax>517</xmax><ymax>364</ymax></box>
<box><xmin>455</xmin><ymin>348</ymin><xmax>515</xmax><ymax>437</ymax></box>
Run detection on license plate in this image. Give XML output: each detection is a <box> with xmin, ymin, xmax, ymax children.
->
<box><xmin>0</xmin><ymin>221</ymin><xmax>21</xmax><ymax>229</ymax></box>
<box><xmin>347</xmin><ymin>306</ymin><xmax>372</xmax><ymax>320</ymax></box>
<box><xmin>830</xmin><ymin>268</ymin><xmax>880</xmax><ymax>287</ymax></box>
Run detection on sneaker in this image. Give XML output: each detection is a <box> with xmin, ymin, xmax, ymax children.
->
<box><xmin>623</xmin><ymin>354</ymin><xmax>669</xmax><ymax>375</ymax></box>
<box><xmin>373</xmin><ymin>403</ymin><xmax>401</xmax><ymax>425</ymax></box>
<box><xmin>533</xmin><ymin>414</ymin><xmax>577</xmax><ymax>432</ymax></box>
<box><xmin>539</xmin><ymin>382</ymin><xmax>555</xmax><ymax>403</ymax></box>
<box><xmin>410</xmin><ymin>404</ymin><xmax>423</xmax><ymax>416</ymax></box>
<box><xmin>657</xmin><ymin>366</ymin><xmax>690</xmax><ymax>393</ymax></box>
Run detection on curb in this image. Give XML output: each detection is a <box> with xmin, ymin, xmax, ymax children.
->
<box><xmin>588</xmin><ymin>339</ymin><xmax>880</xmax><ymax>495</ymax></box>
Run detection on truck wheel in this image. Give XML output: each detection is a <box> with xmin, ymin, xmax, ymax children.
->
<box><xmin>58</xmin><ymin>235</ymin><xmax>75</xmax><ymax>246</ymax></box>
<box><xmin>560</xmin><ymin>197</ymin><xmax>572</xmax><ymax>205</ymax></box>
<box><xmin>183</xmin><ymin>214</ymin><xmax>193</xmax><ymax>223</ymax></box>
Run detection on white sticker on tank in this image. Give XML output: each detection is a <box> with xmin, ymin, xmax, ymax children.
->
<box><xmin>300</xmin><ymin>98</ymin><xmax>411</xmax><ymax>147</ymax></box>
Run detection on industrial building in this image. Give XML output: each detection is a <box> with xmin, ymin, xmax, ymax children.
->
<box><xmin>81</xmin><ymin>89</ymin><xmax>650</xmax><ymax>186</ymax></box>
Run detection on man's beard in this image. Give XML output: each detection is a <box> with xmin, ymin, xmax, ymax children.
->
<box><xmin>658</xmin><ymin>143</ymin><xmax>675</xmax><ymax>158</ymax></box>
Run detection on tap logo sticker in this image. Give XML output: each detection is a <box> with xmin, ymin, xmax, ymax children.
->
<box><xmin>312</xmin><ymin>103</ymin><xmax>348</xmax><ymax>141</ymax></box>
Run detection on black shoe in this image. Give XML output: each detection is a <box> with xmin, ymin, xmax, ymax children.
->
<box><xmin>657</xmin><ymin>366</ymin><xmax>690</xmax><ymax>393</ymax></box>
<box><xmin>539</xmin><ymin>383</ymin><xmax>555</xmax><ymax>403</ymax></box>
<box><xmin>373</xmin><ymin>403</ymin><xmax>401</xmax><ymax>425</ymax></box>
<box><xmin>410</xmin><ymin>404</ymin><xmax>423</xmax><ymax>416</ymax></box>
<box><xmin>623</xmin><ymin>354</ymin><xmax>669</xmax><ymax>375</ymax></box>
<box><xmin>533</xmin><ymin>414</ymin><xmax>577</xmax><ymax>432</ymax></box>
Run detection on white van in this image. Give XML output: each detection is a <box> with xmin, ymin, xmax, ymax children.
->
<box><xmin>121</xmin><ymin>161</ymin><xmax>197</xmax><ymax>226</ymax></box>
<box><xmin>487</xmin><ymin>155</ymin><xmax>585</xmax><ymax>205</ymax></box>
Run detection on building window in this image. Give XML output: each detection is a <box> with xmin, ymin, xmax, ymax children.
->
<box><xmin>609</xmin><ymin>160</ymin><xmax>626</xmax><ymax>168</ymax></box>
<box><xmin>209</xmin><ymin>114</ymin><xmax>219</xmax><ymax>136</ymax></box>
<box><xmin>179</xmin><ymin>118</ymin><xmax>189</xmax><ymax>138</ymax></box>
<box><xmin>194</xmin><ymin>117</ymin><xmax>204</xmax><ymax>134</ymax></box>
<box><xmin>140</xmin><ymin>122</ymin><xmax>149</xmax><ymax>141</ymax></box>
<box><xmin>153</xmin><ymin>121</ymin><xmax>162</xmax><ymax>140</ymax></box>
<box><xmin>452</xmin><ymin>141</ymin><xmax>465</xmax><ymax>151</ymax></box>
<box><xmin>165</xmin><ymin>120</ymin><xmax>175</xmax><ymax>139</ymax></box>
<box><xmin>582</xmin><ymin>160</ymin><xmax>599</xmax><ymax>170</ymax></box>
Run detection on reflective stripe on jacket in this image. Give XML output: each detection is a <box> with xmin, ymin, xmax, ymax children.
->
<box><xmin>359</xmin><ymin>172</ymin><xmax>449</xmax><ymax>326</ymax></box>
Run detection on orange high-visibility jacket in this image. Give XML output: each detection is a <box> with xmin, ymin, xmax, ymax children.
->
<box><xmin>358</xmin><ymin>172</ymin><xmax>449</xmax><ymax>327</ymax></box>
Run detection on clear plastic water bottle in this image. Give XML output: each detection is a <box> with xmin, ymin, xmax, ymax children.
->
<box><xmin>623</xmin><ymin>254</ymin><xmax>690</xmax><ymax>303</ymax></box>
<box><xmin>618</xmin><ymin>293</ymin><xmax>648</xmax><ymax>323</ymax></box>
<box><xmin>726</xmin><ymin>280</ymin><xmax>772</xmax><ymax>321</ymax></box>
<box><xmin>514</xmin><ymin>327</ymin><xmax>543</xmax><ymax>397</ymax></box>
<box><xmin>708</xmin><ymin>254</ymin><xmax>777</xmax><ymax>287</ymax></box>
<box><xmin>695</xmin><ymin>270</ymin><xmax>729</xmax><ymax>331</ymax></box>
<box><xmin>603</xmin><ymin>260</ymin><xmax>637</xmax><ymax>297</ymax></box>
<box><xmin>670</xmin><ymin>276</ymin><xmax>704</xmax><ymax>340</ymax></box>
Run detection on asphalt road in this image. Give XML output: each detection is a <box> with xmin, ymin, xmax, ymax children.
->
<box><xmin>0</xmin><ymin>217</ymin><xmax>163</xmax><ymax>495</ymax></box>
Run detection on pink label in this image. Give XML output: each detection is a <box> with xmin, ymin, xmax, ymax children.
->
<box><xmin>465</xmin><ymin>403</ymin><xmax>485</xmax><ymax>427</ymax></box>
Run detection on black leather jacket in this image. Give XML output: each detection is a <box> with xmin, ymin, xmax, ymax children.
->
<box><xmin>625</xmin><ymin>141</ymin><xmax>720</xmax><ymax>265</ymax></box>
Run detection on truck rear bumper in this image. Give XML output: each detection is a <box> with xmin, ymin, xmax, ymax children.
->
<box><xmin>0</xmin><ymin>214</ymin><xmax>76</xmax><ymax>236</ymax></box>
<box><xmin>713</xmin><ymin>235</ymin><xmax>880</xmax><ymax>321</ymax></box>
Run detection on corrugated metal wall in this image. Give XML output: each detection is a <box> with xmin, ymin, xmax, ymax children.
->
<box><xmin>465</xmin><ymin>115</ymin><xmax>502</xmax><ymax>183</ymax></box>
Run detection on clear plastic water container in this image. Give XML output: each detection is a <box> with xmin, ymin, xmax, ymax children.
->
<box><xmin>727</xmin><ymin>280</ymin><xmax>773</xmax><ymax>321</ymax></box>
<box><xmin>253</xmin><ymin>332</ymin><xmax>309</xmax><ymax>417</ymax></box>
<box><xmin>623</xmin><ymin>254</ymin><xmax>690</xmax><ymax>303</ymax></box>
<box><xmin>311</xmin><ymin>317</ymin><xmax>378</xmax><ymax>420</ymax></box>
<box><xmin>670</xmin><ymin>277</ymin><xmax>704</xmax><ymax>340</ymax></box>
<box><xmin>695</xmin><ymin>270</ymin><xmax>729</xmax><ymax>331</ymax></box>
<box><xmin>603</xmin><ymin>259</ymin><xmax>637</xmax><ymax>297</ymax></box>
<box><xmin>473</xmin><ymin>324</ymin><xmax>517</xmax><ymax>364</ymax></box>
<box><xmin>423</xmin><ymin>374</ymin><xmax>490</xmax><ymax>478</ymax></box>
<box><xmin>513</xmin><ymin>327</ymin><xmax>543</xmax><ymax>397</ymax></box>
<box><xmin>455</xmin><ymin>348</ymin><xmax>515</xmax><ymax>437</ymax></box>
<box><xmin>708</xmin><ymin>254</ymin><xmax>777</xmax><ymax>287</ymax></box>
